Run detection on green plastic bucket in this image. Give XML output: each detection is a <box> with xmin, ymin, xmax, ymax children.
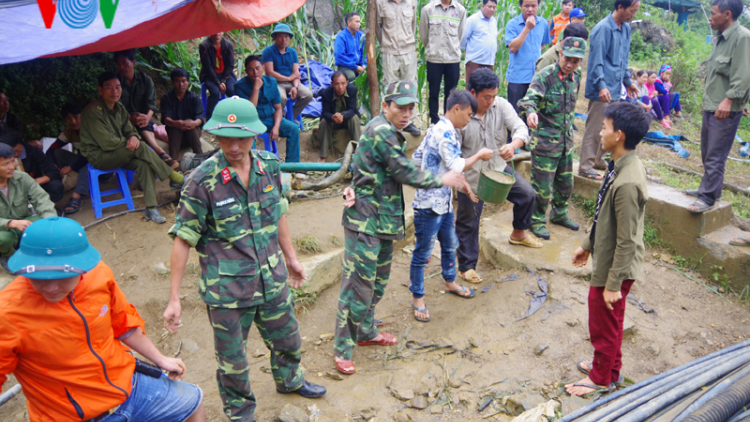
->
<box><xmin>477</xmin><ymin>161</ymin><xmax>515</xmax><ymax>204</ymax></box>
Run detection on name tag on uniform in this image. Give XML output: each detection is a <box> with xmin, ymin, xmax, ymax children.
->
<box><xmin>215</xmin><ymin>198</ymin><xmax>236</xmax><ymax>207</ymax></box>
<box><xmin>221</xmin><ymin>167</ymin><xmax>231</xmax><ymax>184</ymax></box>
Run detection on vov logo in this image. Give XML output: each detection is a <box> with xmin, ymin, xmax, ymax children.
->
<box><xmin>36</xmin><ymin>0</ymin><xmax>121</xmax><ymax>29</ymax></box>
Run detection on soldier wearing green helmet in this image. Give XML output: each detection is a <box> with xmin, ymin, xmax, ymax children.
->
<box><xmin>333</xmin><ymin>81</ymin><xmax>466</xmax><ymax>375</ymax></box>
<box><xmin>164</xmin><ymin>97</ymin><xmax>326</xmax><ymax>421</ymax></box>
<box><xmin>518</xmin><ymin>36</ymin><xmax>587</xmax><ymax>240</ymax></box>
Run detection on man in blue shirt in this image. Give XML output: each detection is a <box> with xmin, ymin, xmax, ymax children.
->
<box><xmin>578</xmin><ymin>0</ymin><xmax>640</xmax><ymax>180</ymax></box>
<box><xmin>262</xmin><ymin>24</ymin><xmax>313</xmax><ymax>120</ymax></box>
<box><xmin>334</xmin><ymin>13</ymin><xmax>367</xmax><ymax>82</ymax></box>
<box><xmin>236</xmin><ymin>55</ymin><xmax>301</xmax><ymax>162</ymax></box>
<box><xmin>505</xmin><ymin>0</ymin><xmax>550</xmax><ymax>115</ymax></box>
<box><xmin>461</xmin><ymin>0</ymin><xmax>498</xmax><ymax>89</ymax></box>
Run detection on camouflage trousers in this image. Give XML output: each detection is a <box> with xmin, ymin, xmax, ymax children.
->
<box><xmin>207</xmin><ymin>285</ymin><xmax>304</xmax><ymax>422</ymax></box>
<box><xmin>334</xmin><ymin>228</ymin><xmax>393</xmax><ymax>360</ymax></box>
<box><xmin>531</xmin><ymin>149</ymin><xmax>574</xmax><ymax>226</ymax></box>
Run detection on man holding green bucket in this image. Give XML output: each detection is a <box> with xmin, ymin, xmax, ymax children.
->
<box><xmin>456</xmin><ymin>68</ymin><xmax>542</xmax><ymax>285</ymax></box>
<box><xmin>518</xmin><ymin>36</ymin><xmax>587</xmax><ymax>240</ymax></box>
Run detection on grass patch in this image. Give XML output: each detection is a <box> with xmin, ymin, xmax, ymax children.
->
<box><xmin>292</xmin><ymin>235</ymin><xmax>322</xmax><ymax>254</ymax></box>
<box><xmin>571</xmin><ymin>194</ymin><xmax>596</xmax><ymax>220</ymax></box>
<box><xmin>644</xmin><ymin>217</ymin><xmax>669</xmax><ymax>250</ymax></box>
<box><xmin>291</xmin><ymin>287</ymin><xmax>319</xmax><ymax>313</ymax></box>
<box><xmin>329</xmin><ymin>235</ymin><xmax>342</xmax><ymax>247</ymax></box>
<box><xmin>672</xmin><ymin>253</ymin><xmax>705</xmax><ymax>271</ymax></box>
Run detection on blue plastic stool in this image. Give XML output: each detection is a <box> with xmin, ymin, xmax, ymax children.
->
<box><xmin>87</xmin><ymin>164</ymin><xmax>136</xmax><ymax>219</ymax></box>
<box><xmin>201</xmin><ymin>82</ymin><xmax>227</xmax><ymax>117</ymax></box>
<box><xmin>253</xmin><ymin>133</ymin><xmax>278</xmax><ymax>157</ymax></box>
<box><xmin>285</xmin><ymin>99</ymin><xmax>303</xmax><ymax>130</ymax></box>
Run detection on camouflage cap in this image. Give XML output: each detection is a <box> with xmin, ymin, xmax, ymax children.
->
<box><xmin>204</xmin><ymin>96</ymin><xmax>267</xmax><ymax>138</ymax></box>
<box><xmin>561</xmin><ymin>37</ymin><xmax>587</xmax><ymax>59</ymax></box>
<box><xmin>384</xmin><ymin>80</ymin><xmax>420</xmax><ymax>106</ymax></box>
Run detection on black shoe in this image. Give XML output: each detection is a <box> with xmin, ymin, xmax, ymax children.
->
<box><xmin>531</xmin><ymin>225</ymin><xmax>551</xmax><ymax>240</ymax></box>
<box><xmin>403</xmin><ymin>123</ymin><xmax>421</xmax><ymax>136</ymax></box>
<box><xmin>551</xmin><ymin>217</ymin><xmax>580</xmax><ymax>231</ymax></box>
<box><xmin>0</xmin><ymin>257</ymin><xmax>11</xmax><ymax>274</ymax></box>
<box><xmin>277</xmin><ymin>380</ymin><xmax>326</xmax><ymax>398</ymax></box>
<box><xmin>144</xmin><ymin>208</ymin><xmax>167</xmax><ymax>224</ymax></box>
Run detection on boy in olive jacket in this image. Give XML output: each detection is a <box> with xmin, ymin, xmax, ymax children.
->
<box><xmin>567</xmin><ymin>102</ymin><xmax>651</xmax><ymax>397</ymax></box>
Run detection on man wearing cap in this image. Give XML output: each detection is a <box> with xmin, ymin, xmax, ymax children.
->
<box><xmin>376</xmin><ymin>0</ymin><xmax>422</xmax><ymax>136</ymax></box>
<box><xmin>80</xmin><ymin>71</ymin><xmax>185</xmax><ymax>224</ymax></box>
<box><xmin>333</xmin><ymin>81</ymin><xmax>466</xmax><ymax>375</ymax></box>
<box><xmin>536</xmin><ymin>23</ymin><xmax>589</xmax><ymax>72</ymax></box>
<box><xmin>262</xmin><ymin>24</ymin><xmax>313</xmax><ymax>120</ymax></box>
<box><xmin>0</xmin><ymin>217</ymin><xmax>206</xmax><ymax>422</ymax></box>
<box><xmin>236</xmin><ymin>55</ymin><xmax>301</xmax><ymax>162</ymax></box>
<box><xmin>518</xmin><ymin>37</ymin><xmax>586</xmax><ymax>240</ymax></box>
<box><xmin>0</xmin><ymin>143</ymin><xmax>56</xmax><ymax>273</ymax></box>
<box><xmin>164</xmin><ymin>97</ymin><xmax>325</xmax><ymax>421</ymax></box>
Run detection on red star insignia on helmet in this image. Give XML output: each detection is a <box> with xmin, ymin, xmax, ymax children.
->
<box><xmin>574</xmin><ymin>41</ymin><xmax>580</xmax><ymax>46</ymax></box>
<box><xmin>228</xmin><ymin>114</ymin><xmax>237</xmax><ymax>123</ymax></box>
<box><xmin>404</xmin><ymin>83</ymin><xmax>410</xmax><ymax>89</ymax></box>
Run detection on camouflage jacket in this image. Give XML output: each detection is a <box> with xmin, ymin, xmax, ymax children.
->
<box><xmin>517</xmin><ymin>63</ymin><xmax>581</xmax><ymax>157</ymax></box>
<box><xmin>342</xmin><ymin>114</ymin><xmax>443</xmax><ymax>240</ymax></box>
<box><xmin>169</xmin><ymin>149</ymin><xmax>290</xmax><ymax>308</ymax></box>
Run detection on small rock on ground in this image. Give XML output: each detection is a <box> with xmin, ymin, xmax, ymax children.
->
<box><xmin>391</xmin><ymin>387</ymin><xmax>414</xmax><ymax>401</ymax></box>
<box><xmin>153</xmin><ymin>262</ymin><xmax>169</xmax><ymax>275</ymax></box>
<box><xmin>409</xmin><ymin>396</ymin><xmax>428</xmax><ymax>410</ymax></box>
<box><xmin>278</xmin><ymin>403</ymin><xmax>309</xmax><ymax>422</ymax></box>
<box><xmin>181</xmin><ymin>338</ymin><xmax>199</xmax><ymax>353</ymax></box>
<box><xmin>646</xmin><ymin>344</ymin><xmax>660</xmax><ymax>356</ymax></box>
<box><xmin>430</xmin><ymin>405</ymin><xmax>443</xmax><ymax>414</ymax></box>
<box><xmin>393</xmin><ymin>412</ymin><xmax>411</xmax><ymax>422</ymax></box>
<box><xmin>534</xmin><ymin>343</ymin><xmax>549</xmax><ymax>356</ymax></box>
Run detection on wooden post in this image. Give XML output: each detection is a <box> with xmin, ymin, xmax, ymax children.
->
<box><xmin>366</xmin><ymin>0</ymin><xmax>380</xmax><ymax>117</ymax></box>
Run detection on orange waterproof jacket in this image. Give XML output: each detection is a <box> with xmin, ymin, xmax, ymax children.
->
<box><xmin>0</xmin><ymin>262</ymin><xmax>146</xmax><ymax>421</ymax></box>
<box><xmin>550</xmin><ymin>13</ymin><xmax>569</xmax><ymax>45</ymax></box>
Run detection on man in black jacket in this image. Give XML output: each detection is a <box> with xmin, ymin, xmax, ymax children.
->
<box><xmin>199</xmin><ymin>33</ymin><xmax>236</xmax><ymax>119</ymax></box>
<box><xmin>0</xmin><ymin>93</ymin><xmax>24</xmax><ymax>137</ymax></box>
<box><xmin>318</xmin><ymin>71</ymin><xmax>362</xmax><ymax>162</ymax></box>
<box><xmin>0</xmin><ymin>129</ymin><xmax>63</xmax><ymax>203</ymax></box>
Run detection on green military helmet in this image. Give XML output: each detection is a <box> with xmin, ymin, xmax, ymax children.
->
<box><xmin>8</xmin><ymin>217</ymin><xmax>101</xmax><ymax>280</ymax></box>
<box><xmin>384</xmin><ymin>80</ymin><xmax>420</xmax><ymax>105</ymax></box>
<box><xmin>560</xmin><ymin>37</ymin><xmax>587</xmax><ymax>59</ymax></box>
<box><xmin>204</xmin><ymin>96</ymin><xmax>267</xmax><ymax>138</ymax></box>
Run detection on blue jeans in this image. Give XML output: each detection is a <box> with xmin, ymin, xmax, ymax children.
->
<box><xmin>409</xmin><ymin>209</ymin><xmax>458</xmax><ymax>299</ymax></box>
<box><xmin>261</xmin><ymin>117</ymin><xmax>301</xmax><ymax>163</ymax></box>
<box><xmin>101</xmin><ymin>372</ymin><xmax>202</xmax><ymax>422</ymax></box>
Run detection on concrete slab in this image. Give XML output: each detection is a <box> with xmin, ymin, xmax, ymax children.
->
<box><xmin>646</xmin><ymin>184</ymin><xmax>733</xmax><ymax>239</ymax></box>
<box><xmin>571</xmin><ymin>160</ymin><xmax>604</xmax><ymax>199</ymax></box>
<box><xmin>478</xmin><ymin>208</ymin><xmax>592</xmax><ymax>277</ymax></box>
<box><xmin>697</xmin><ymin>226</ymin><xmax>750</xmax><ymax>291</ymax></box>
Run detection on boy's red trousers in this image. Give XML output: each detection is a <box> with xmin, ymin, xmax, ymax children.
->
<box><xmin>588</xmin><ymin>279</ymin><xmax>635</xmax><ymax>386</ymax></box>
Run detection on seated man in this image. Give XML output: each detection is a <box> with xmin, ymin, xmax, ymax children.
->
<box><xmin>235</xmin><ymin>55</ymin><xmax>301</xmax><ymax>162</ymax></box>
<box><xmin>199</xmin><ymin>32</ymin><xmax>236</xmax><ymax>119</ymax></box>
<box><xmin>0</xmin><ymin>129</ymin><xmax>63</xmax><ymax>203</ymax></box>
<box><xmin>0</xmin><ymin>143</ymin><xmax>56</xmax><ymax>272</ymax></box>
<box><xmin>334</xmin><ymin>12</ymin><xmax>367</xmax><ymax>82</ymax></box>
<box><xmin>46</xmin><ymin>102</ymin><xmax>90</xmax><ymax>215</ymax></box>
<box><xmin>262</xmin><ymin>24</ymin><xmax>313</xmax><ymax>120</ymax></box>
<box><xmin>115</xmin><ymin>49</ymin><xmax>179</xmax><ymax>169</ymax></box>
<box><xmin>161</xmin><ymin>68</ymin><xmax>204</xmax><ymax>160</ymax></box>
<box><xmin>318</xmin><ymin>71</ymin><xmax>362</xmax><ymax>162</ymax></box>
<box><xmin>80</xmin><ymin>71</ymin><xmax>185</xmax><ymax>224</ymax></box>
<box><xmin>0</xmin><ymin>93</ymin><xmax>23</xmax><ymax>137</ymax></box>
<box><xmin>0</xmin><ymin>216</ymin><xmax>206</xmax><ymax>422</ymax></box>
<box><xmin>456</xmin><ymin>68</ymin><xmax>542</xmax><ymax>284</ymax></box>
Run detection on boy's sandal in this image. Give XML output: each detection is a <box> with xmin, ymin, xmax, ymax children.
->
<box><xmin>335</xmin><ymin>360</ymin><xmax>356</xmax><ymax>375</ymax></box>
<box><xmin>688</xmin><ymin>200</ymin><xmax>713</xmax><ymax>214</ymax></box>
<box><xmin>63</xmin><ymin>197</ymin><xmax>82</xmax><ymax>215</ymax></box>
<box><xmin>578</xmin><ymin>170</ymin><xmax>604</xmax><ymax>180</ymax></box>
<box><xmin>446</xmin><ymin>286</ymin><xmax>476</xmax><ymax>299</ymax></box>
<box><xmin>570</xmin><ymin>383</ymin><xmax>614</xmax><ymax>398</ymax></box>
<box><xmin>730</xmin><ymin>237</ymin><xmax>750</xmax><ymax>247</ymax></box>
<box><xmin>413</xmin><ymin>305</ymin><xmax>431</xmax><ymax>322</ymax></box>
<box><xmin>577</xmin><ymin>360</ymin><xmax>626</xmax><ymax>387</ymax></box>
<box><xmin>459</xmin><ymin>269</ymin><xmax>483</xmax><ymax>284</ymax></box>
<box><xmin>357</xmin><ymin>332</ymin><xmax>398</xmax><ymax>347</ymax></box>
<box><xmin>509</xmin><ymin>236</ymin><xmax>543</xmax><ymax>248</ymax></box>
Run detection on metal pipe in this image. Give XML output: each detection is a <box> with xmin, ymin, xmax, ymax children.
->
<box><xmin>292</xmin><ymin>141</ymin><xmax>355</xmax><ymax>191</ymax></box>
<box><xmin>0</xmin><ymin>384</ymin><xmax>21</xmax><ymax>407</ymax></box>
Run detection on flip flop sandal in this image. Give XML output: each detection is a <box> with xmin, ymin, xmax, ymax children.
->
<box><xmin>577</xmin><ymin>361</ymin><xmax>626</xmax><ymax>386</ymax></box>
<box><xmin>335</xmin><ymin>359</ymin><xmax>356</xmax><ymax>375</ymax></box>
<box><xmin>570</xmin><ymin>383</ymin><xmax>614</xmax><ymax>398</ymax></box>
<box><xmin>358</xmin><ymin>332</ymin><xmax>398</xmax><ymax>347</ymax></box>
<box><xmin>508</xmin><ymin>236</ymin><xmax>543</xmax><ymax>248</ymax></box>
<box><xmin>459</xmin><ymin>269</ymin><xmax>483</xmax><ymax>284</ymax></box>
<box><xmin>688</xmin><ymin>201</ymin><xmax>713</xmax><ymax>214</ymax></box>
<box><xmin>412</xmin><ymin>305</ymin><xmax>431</xmax><ymax>322</ymax></box>
<box><xmin>578</xmin><ymin>170</ymin><xmax>604</xmax><ymax>180</ymax></box>
<box><xmin>63</xmin><ymin>197</ymin><xmax>82</xmax><ymax>215</ymax></box>
<box><xmin>446</xmin><ymin>286</ymin><xmax>476</xmax><ymax>299</ymax></box>
<box><xmin>159</xmin><ymin>151</ymin><xmax>179</xmax><ymax>169</ymax></box>
<box><xmin>730</xmin><ymin>237</ymin><xmax>750</xmax><ymax>247</ymax></box>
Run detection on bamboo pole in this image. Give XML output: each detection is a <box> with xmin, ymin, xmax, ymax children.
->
<box><xmin>366</xmin><ymin>0</ymin><xmax>380</xmax><ymax>117</ymax></box>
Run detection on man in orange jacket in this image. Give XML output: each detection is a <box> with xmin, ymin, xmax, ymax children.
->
<box><xmin>0</xmin><ymin>217</ymin><xmax>205</xmax><ymax>422</ymax></box>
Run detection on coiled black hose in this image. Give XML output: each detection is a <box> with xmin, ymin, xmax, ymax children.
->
<box><xmin>673</xmin><ymin>364</ymin><xmax>750</xmax><ymax>421</ymax></box>
<box><xmin>683</xmin><ymin>373</ymin><xmax>750</xmax><ymax>422</ymax></box>
<box><xmin>726</xmin><ymin>407</ymin><xmax>750</xmax><ymax>422</ymax></box>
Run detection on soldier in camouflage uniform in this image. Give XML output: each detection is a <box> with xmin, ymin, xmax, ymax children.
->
<box><xmin>518</xmin><ymin>37</ymin><xmax>587</xmax><ymax>240</ymax></box>
<box><xmin>163</xmin><ymin>97</ymin><xmax>326</xmax><ymax>422</ymax></box>
<box><xmin>333</xmin><ymin>81</ymin><xmax>466</xmax><ymax>375</ymax></box>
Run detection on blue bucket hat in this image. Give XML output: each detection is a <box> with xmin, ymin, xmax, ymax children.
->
<box><xmin>9</xmin><ymin>217</ymin><xmax>101</xmax><ymax>280</ymax></box>
<box><xmin>271</xmin><ymin>23</ymin><xmax>295</xmax><ymax>38</ymax></box>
